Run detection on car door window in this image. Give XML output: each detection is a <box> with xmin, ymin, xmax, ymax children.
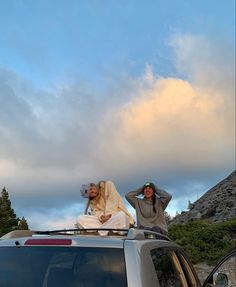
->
<box><xmin>151</xmin><ymin>248</ymin><xmax>188</xmax><ymax>287</ymax></box>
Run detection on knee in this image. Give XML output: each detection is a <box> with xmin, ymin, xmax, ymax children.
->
<box><xmin>114</xmin><ymin>212</ymin><xmax>129</xmax><ymax>225</ymax></box>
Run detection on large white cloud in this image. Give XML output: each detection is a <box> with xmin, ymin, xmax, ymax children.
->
<box><xmin>101</xmin><ymin>76</ymin><xmax>233</xmax><ymax>171</ymax></box>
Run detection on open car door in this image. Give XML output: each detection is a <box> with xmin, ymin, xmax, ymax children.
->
<box><xmin>202</xmin><ymin>249</ymin><xmax>236</xmax><ymax>287</ymax></box>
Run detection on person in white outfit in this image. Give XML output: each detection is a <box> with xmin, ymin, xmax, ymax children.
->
<box><xmin>77</xmin><ymin>180</ymin><xmax>134</xmax><ymax>235</ymax></box>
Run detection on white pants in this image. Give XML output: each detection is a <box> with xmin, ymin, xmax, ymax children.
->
<box><xmin>77</xmin><ymin>211</ymin><xmax>129</xmax><ymax>235</ymax></box>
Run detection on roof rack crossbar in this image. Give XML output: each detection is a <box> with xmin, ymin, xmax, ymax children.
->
<box><xmin>35</xmin><ymin>228</ymin><xmax>129</xmax><ymax>235</ymax></box>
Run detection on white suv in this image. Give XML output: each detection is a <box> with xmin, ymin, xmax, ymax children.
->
<box><xmin>0</xmin><ymin>228</ymin><xmax>235</xmax><ymax>287</ymax></box>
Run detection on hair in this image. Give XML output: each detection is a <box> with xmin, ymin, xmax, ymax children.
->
<box><xmin>84</xmin><ymin>183</ymin><xmax>99</xmax><ymax>214</ymax></box>
<box><xmin>152</xmin><ymin>193</ymin><xmax>157</xmax><ymax>213</ymax></box>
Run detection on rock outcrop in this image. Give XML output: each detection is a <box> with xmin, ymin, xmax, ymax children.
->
<box><xmin>171</xmin><ymin>170</ymin><xmax>236</xmax><ymax>224</ymax></box>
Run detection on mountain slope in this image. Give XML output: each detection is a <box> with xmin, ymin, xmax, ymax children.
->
<box><xmin>171</xmin><ymin>170</ymin><xmax>236</xmax><ymax>224</ymax></box>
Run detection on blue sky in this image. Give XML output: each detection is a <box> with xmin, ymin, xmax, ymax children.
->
<box><xmin>1</xmin><ymin>0</ymin><xmax>234</xmax><ymax>87</ymax></box>
<box><xmin>0</xmin><ymin>0</ymin><xmax>235</xmax><ymax>229</ymax></box>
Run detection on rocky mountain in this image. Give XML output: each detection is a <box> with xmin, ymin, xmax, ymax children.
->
<box><xmin>171</xmin><ymin>170</ymin><xmax>236</xmax><ymax>224</ymax></box>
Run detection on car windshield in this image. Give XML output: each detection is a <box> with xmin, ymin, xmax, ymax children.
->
<box><xmin>0</xmin><ymin>246</ymin><xmax>127</xmax><ymax>287</ymax></box>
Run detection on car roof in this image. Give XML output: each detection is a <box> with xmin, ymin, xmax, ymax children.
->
<box><xmin>0</xmin><ymin>228</ymin><xmax>175</xmax><ymax>249</ymax></box>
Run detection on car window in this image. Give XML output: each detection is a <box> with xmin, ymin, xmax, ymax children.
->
<box><xmin>0</xmin><ymin>246</ymin><xmax>127</xmax><ymax>287</ymax></box>
<box><xmin>151</xmin><ymin>248</ymin><xmax>189</xmax><ymax>287</ymax></box>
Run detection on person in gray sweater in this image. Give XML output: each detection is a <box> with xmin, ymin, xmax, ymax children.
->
<box><xmin>125</xmin><ymin>182</ymin><xmax>172</xmax><ymax>234</ymax></box>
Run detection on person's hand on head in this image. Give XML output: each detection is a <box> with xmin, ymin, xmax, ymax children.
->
<box><xmin>80</xmin><ymin>184</ymin><xmax>90</xmax><ymax>198</ymax></box>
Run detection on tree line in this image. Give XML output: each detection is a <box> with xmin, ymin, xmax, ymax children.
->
<box><xmin>0</xmin><ymin>187</ymin><xmax>29</xmax><ymax>237</ymax></box>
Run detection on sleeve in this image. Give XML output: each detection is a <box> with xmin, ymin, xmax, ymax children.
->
<box><xmin>125</xmin><ymin>188</ymin><xmax>143</xmax><ymax>208</ymax></box>
<box><xmin>155</xmin><ymin>188</ymin><xmax>172</xmax><ymax>210</ymax></box>
<box><xmin>103</xmin><ymin>181</ymin><xmax>122</xmax><ymax>214</ymax></box>
<box><xmin>104</xmin><ymin>181</ymin><xmax>135</xmax><ymax>225</ymax></box>
<box><xmin>104</xmin><ymin>181</ymin><xmax>118</xmax><ymax>198</ymax></box>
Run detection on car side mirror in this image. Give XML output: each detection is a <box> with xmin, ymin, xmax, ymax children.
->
<box><xmin>213</xmin><ymin>273</ymin><xmax>228</xmax><ymax>286</ymax></box>
<box><xmin>205</xmin><ymin>273</ymin><xmax>228</xmax><ymax>287</ymax></box>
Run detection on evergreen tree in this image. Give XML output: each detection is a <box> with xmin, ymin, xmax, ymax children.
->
<box><xmin>18</xmin><ymin>217</ymin><xmax>29</xmax><ymax>230</ymax></box>
<box><xmin>0</xmin><ymin>187</ymin><xmax>29</xmax><ymax>236</ymax></box>
<box><xmin>187</xmin><ymin>200</ymin><xmax>194</xmax><ymax>210</ymax></box>
<box><xmin>164</xmin><ymin>211</ymin><xmax>172</xmax><ymax>225</ymax></box>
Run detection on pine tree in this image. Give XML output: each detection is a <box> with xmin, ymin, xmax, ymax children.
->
<box><xmin>164</xmin><ymin>211</ymin><xmax>172</xmax><ymax>225</ymax></box>
<box><xmin>187</xmin><ymin>200</ymin><xmax>194</xmax><ymax>210</ymax></box>
<box><xmin>0</xmin><ymin>187</ymin><xmax>29</xmax><ymax>236</ymax></box>
<box><xmin>18</xmin><ymin>217</ymin><xmax>29</xmax><ymax>230</ymax></box>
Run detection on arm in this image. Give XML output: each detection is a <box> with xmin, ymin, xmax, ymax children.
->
<box><xmin>125</xmin><ymin>188</ymin><xmax>143</xmax><ymax>208</ymax></box>
<box><xmin>103</xmin><ymin>181</ymin><xmax>122</xmax><ymax>214</ymax></box>
<box><xmin>155</xmin><ymin>188</ymin><xmax>172</xmax><ymax>210</ymax></box>
<box><xmin>103</xmin><ymin>181</ymin><xmax>135</xmax><ymax>225</ymax></box>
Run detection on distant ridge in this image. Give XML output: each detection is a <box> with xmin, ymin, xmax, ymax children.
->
<box><xmin>171</xmin><ymin>170</ymin><xmax>236</xmax><ymax>224</ymax></box>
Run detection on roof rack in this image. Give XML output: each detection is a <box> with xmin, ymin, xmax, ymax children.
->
<box><xmin>35</xmin><ymin>228</ymin><xmax>129</xmax><ymax>236</ymax></box>
<box><xmin>35</xmin><ymin>228</ymin><xmax>169</xmax><ymax>240</ymax></box>
<box><xmin>0</xmin><ymin>228</ymin><xmax>129</xmax><ymax>239</ymax></box>
<box><xmin>1</xmin><ymin>228</ymin><xmax>170</xmax><ymax>241</ymax></box>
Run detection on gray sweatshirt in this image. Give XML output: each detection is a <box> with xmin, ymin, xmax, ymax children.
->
<box><xmin>125</xmin><ymin>187</ymin><xmax>172</xmax><ymax>232</ymax></box>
